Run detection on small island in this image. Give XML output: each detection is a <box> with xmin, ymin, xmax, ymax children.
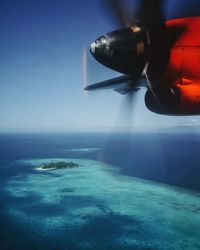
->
<box><xmin>41</xmin><ymin>161</ymin><xmax>79</xmax><ymax>170</ymax></box>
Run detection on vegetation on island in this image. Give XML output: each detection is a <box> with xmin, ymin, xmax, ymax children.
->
<box><xmin>41</xmin><ymin>161</ymin><xmax>79</xmax><ymax>170</ymax></box>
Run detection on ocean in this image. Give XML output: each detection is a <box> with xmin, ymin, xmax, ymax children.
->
<box><xmin>0</xmin><ymin>132</ymin><xmax>200</xmax><ymax>250</ymax></box>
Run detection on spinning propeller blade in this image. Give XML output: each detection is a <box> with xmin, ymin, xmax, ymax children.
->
<box><xmin>82</xmin><ymin>47</ymin><xmax>88</xmax><ymax>96</ymax></box>
<box><xmin>100</xmin><ymin>0</ymin><xmax>132</xmax><ymax>28</ymax></box>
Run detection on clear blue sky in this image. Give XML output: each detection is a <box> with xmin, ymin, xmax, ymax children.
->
<box><xmin>1</xmin><ymin>0</ymin><xmax>200</xmax><ymax>132</ymax></box>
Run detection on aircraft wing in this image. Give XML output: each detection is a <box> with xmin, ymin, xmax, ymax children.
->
<box><xmin>84</xmin><ymin>75</ymin><xmax>147</xmax><ymax>95</ymax></box>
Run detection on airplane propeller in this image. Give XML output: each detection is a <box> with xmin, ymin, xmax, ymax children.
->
<box><xmin>99</xmin><ymin>0</ymin><xmax>169</xmax><ymax>110</ymax></box>
<box><xmin>82</xmin><ymin>47</ymin><xmax>90</xmax><ymax>97</ymax></box>
<box><xmin>99</xmin><ymin>0</ymin><xmax>133</xmax><ymax>28</ymax></box>
<box><xmin>83</xmin><ymin>0</ymin><xmax>184</xmax><ymax>119</ymax></box>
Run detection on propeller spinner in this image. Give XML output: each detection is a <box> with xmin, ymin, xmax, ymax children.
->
<box><xmin>90</xmin><ymin>27</ymin><xmax>148</xmax><ymax>76</ymax></box>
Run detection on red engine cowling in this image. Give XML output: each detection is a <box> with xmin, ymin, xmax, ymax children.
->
<box><xmin>145</xmin><ymin>82</ymin><xmax>200</xmax><ymax>115</ymax></box>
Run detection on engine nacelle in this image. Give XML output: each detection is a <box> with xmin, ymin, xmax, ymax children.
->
<box><xmin>145</xmin><ymin>83</ymin><xmax>200</xmax><ymax>115</ymax></box>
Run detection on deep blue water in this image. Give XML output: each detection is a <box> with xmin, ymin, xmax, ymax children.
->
<box><xmin>1</xmin><ymin>132</ymin><xmax>200</xmax><ymax>190</ymax></box>
<box><xmin>0</xmin><ymin>132</ymin><xmax>200</xmax><ymax>250</ymax></box>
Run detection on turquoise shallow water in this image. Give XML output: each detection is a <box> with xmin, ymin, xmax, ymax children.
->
<box><xmin>4</xmin><ymin>158</ymin><xmax>200</xmax><ymax>250</ymax></box>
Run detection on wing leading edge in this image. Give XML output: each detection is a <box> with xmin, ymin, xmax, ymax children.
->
<box><xmin>84</xmin><ymin>75</ymin><xmax>147</xmax><ymax>95</ymax></box>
